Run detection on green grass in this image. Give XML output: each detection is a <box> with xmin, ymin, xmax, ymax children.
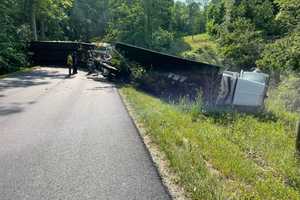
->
<box><xmin>120</xmin><ymin>86</ymin><xmax>300</xmax><ymax>200</ymax></box>
<box><xmin>180</xmin><ymin>33</ymin><xmax>222</xmax><ymax>66</ymax></box>
<box><xmin>183</xmin><ymin>34</ymin><xmax>218</xmax><ymax>52</ymax></box>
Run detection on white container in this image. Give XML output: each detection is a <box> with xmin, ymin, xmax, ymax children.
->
<box><xmin>240</xmin><ymin>71</ymin><xmax>269</xmax><ymax>84</ymax></box>
<box><xmin>233</xmin><ymin>78</ymin><xmax>267</xmax><ymax>107</ymax></box>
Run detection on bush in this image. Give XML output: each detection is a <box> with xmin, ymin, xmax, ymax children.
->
<box><xmin>265</xmin><ymin>73</ymin><xmax>300</xmax><ymax>130</ymax></box>
<box><xmin>218</xmin><ymin>18</ymin><xmax>264</xmax><ymax>70</ymax></box>
<box><xmin>152</xmin><ymin>28</ymin><xmax>175</xmax><ymax>53</ymax></box>
<box><xmin>0</xmin><ymin>1</ymin><xmax>29</xmax><ymax>75</ymax></box>
<box><xmin>267</xmin><ymin>74</ymin><xmax>300</xmax><ymax>113</ymax></box>
<box><xmin>257</xmin><ymin>30</ymin><xmax>300</xmax><ymax>73</ymax></box>
<box><xmin>206</xmin><ymin>20</ymin><xmax>220</xmax><ymax>37</ymax></box>
<box><xmin>129</xmin><ymin>62</ymin><xmax>146</xmax><ymax>81</ymax></box>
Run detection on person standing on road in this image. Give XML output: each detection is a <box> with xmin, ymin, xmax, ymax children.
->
<box><xmin>67</xmin><ymin>53</ymin><xmax>73</xmax><ymax>76</ymax></box>
<box><xmin>72</xmin><ymin>51</ymin><xmax>78</xmax><ymax>74</ymax></box>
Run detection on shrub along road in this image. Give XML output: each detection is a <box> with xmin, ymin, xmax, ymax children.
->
<box><xmin>0</xmin><ymin>67</ymin><xmax>170</xmax><ymax>200</ymax></box>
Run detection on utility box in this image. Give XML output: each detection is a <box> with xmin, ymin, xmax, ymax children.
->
<box><xmin>217</xmin><ymin>69</ymin><xmax>269</xmax><ymax>111</ymax></box>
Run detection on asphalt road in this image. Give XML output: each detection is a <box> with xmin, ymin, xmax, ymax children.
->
<box><xmin>0</xmin><ymin>67</ymin><xmax>170</xmax><ymax>200</ymax></box>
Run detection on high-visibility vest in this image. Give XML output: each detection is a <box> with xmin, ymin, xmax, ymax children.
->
<box><xmin>67</xmin><ymin>54</ymin><xmax>73</xmax><ymax>66</ymax></box>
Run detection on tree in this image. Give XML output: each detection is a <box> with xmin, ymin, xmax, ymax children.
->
<box><xmin>257</xmin><ymin>30</ymin><xmax>300</xmax><ymax>73</ymax></box>
<box><xmin>69</xmin><ymin>0</ymin><xmax>109</xmax><ymax>41</ymax></box>
<box><xmin>104</xmin><ymin>0</ymin><xmax>176</xmax><ymax>51</ymax></box>
<box><xmin>25</xmin><ymin>0</ymin><xmax>73</xmax><ymax>41</ymax></box>
<box><xmin>206</xmin><ymin>0</ymin><xmax>225</xmax><ymax>37</ymax></box>
<box><xmin>275</xmin><ymin>0</ymin><xmax>300</xmax><ymax>32</ymax></box>
<box><xmin>257</xmin><ymin>0</ymin><xmax>300</xmax><ymax>75</ymax></box>
<box><xmin>142</xmin><ymin>0</ymin><xmax>174</xmax><ymax>46</ymax></box>
<box><xmin>205</xmin><ymin>0</ymin><xmax>281</xmax><ymax>70</ymax></box>
<box><xmin>171</xmin><ymin>2</ymin><xmax>189</xmax><ymax>36</ymax></box>
<box><xmin>187</xmin><ymin>0</ymin><xmax>201</xmax><ymax>38</ymax></box>
<box><xmin>27</xmin><ymin>0</ymin><xmax>37</xmax><ymax>40</ymax></box>
<box><xmin>219</xmin><ymin>18</ymin><xmax>264</xmax><ymax>70</ymax></box>
<box><xmin>0</xmin><ymin>0</ymin><xmax>30</xmax><ymax>74</ymax></box>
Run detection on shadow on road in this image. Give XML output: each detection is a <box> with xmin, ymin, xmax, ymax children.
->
<box><xmin>0</xmin><ymin>67</ymin><xmax>117</xmax><ymax>116</ymax></box>
<box><xmin>0</xmin><ymin>106</ymin><xmax>24</xmax><ymax>116</ymax></box>
<box><xmin>0</xmin><ymin>68</ymin><xmax>68</xmax><ymax>117</ymax></box>
<box><xmin>0</xmin><ymin>68</ymin><xmax>66</xmax><ymax>93</ymax></box>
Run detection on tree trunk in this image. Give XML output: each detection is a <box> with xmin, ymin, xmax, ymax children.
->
<box><xmin>143</xmin><ymin>0</ymin><xmax>152</xmax><ymax>47</ymax></box>
<box><xmin>40</xmin><ymin>20</ymin><xmax>46</xmax><ymax>40</ymax></box>
<box><xmin>30</xmin><ymin>1</ymin><xmax>38</xmax><ymax>41</ymax></box>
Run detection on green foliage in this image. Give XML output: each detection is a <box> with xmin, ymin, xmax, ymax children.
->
<box><xmin>152</xmin><ymin>28</ymin><xmax>175</xmax><ymax>52</ymax></box>
<box><xmin>179</xmin><ymin>33</ymin><xmax>222</xmax><ymax>65</ymax></box>
<box><xmin>104</xmin><ymin>0</ymin><xmax>178</xmax><ymax>51</ymax></box>
<box><xmin>206</xmin><ymin>20</ymin><xmax>220</xmax><ymax>37</ymax></box>
<box><xmin>0</xmin><ymin>0</ymin><xmax>30</xmax><ymax>74</ymax></box>
<box><xmin>171</xmin><ymin>2</ymin><xmax>190</xmax><ymax>35</ymax></box>
<box><xmin>219</xmin><ymin>18</ymin><xmax>264</xmax><ymax>69</ymax></box>
<box><xmin>28</xmin><ymin>0</ymin><xmax>73</xmax><ymax>40</ymax></box>
<box><xmin>104</xmin><ymin>0</ymin><xmax>208</xmax><ymax>51</ymax></box>
<box><xmin>266</xmin><ymin>73</ymin><xmax>300</xmax><ymax>116</ymax></box>
<box><xmin>183</xmin><ymin>33</ymin><xmax>216</xmax><ymax>51</ymax></box>
<box><xmin>257</xmin><ymin>31</ymin><xmax>300</xmax><ymax>72</ymax></box>
<box><xmin>229</xmin><ymin>0</ymin><xmax>279</xmax><ymax>36</ymax></box>
<box><xmin>1</xmin><ymin>0</ymin><xmax>212</xmax><ymax>73</ymax></box>
<box><xmin>0</xmin><ymin>0</ymin><xmax>74</xmax><ymax>74</ymax></box>
<box><xmin>2</xmin><ymin>0</ymin><xmax>299</xmax><ymax>77</ymax></box>
<box><xmin>206</xmin><ymin>0</ymin><xmax>225</xmax><ymax>25</ymax></box>
<box><xmin>257</xmin><ymin>0</ymin><xmax>300</xmax><ymax>73</ymax></box>
<box><xmin>104</xmin><ymin>0</ymin><xmax>146</xmax><ymax>45</ymax></box>
<box><xmin>275</xmin><ymin>0</ymin><xmax>300</xmax><ymax>32</ymax></box>
<box><xmin>128</xmin><ymin>62</ymin><xmax>146</xmax><ymax>81</ymax></box>
<box><xmin>205</xmin><ymin>0</ymin><xmax>282</xmax><ymax>70</ymax></box>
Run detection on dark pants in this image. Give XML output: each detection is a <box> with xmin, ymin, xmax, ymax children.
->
<box><xmin>68</xmin><ymin>64</ymin><xmax>72</xmax><ymax>75</ymax></box>
<box><xmin>73</xmin><ymin>65</ymin><xmax>78</xmax><ymax>74</ymax></box>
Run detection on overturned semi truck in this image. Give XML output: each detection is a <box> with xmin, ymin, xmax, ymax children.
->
<box><xmin>115</xmin><ymin>42</ymin><xmax>269</xmax><ymax>112</ymax></box>
<box><xmin>28</xmin><ymin>41</ymin><xmax>269</xmax><ymax>112</ymax></box>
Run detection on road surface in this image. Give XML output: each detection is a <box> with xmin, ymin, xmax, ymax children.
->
<box><xmin>0</xmin><ymin>67</ymin><xmax>170</xmax><ymax>200</ymax></box>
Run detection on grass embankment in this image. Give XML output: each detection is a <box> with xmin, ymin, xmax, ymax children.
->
<box><xmin>180</xmin><ymin>34</ymin><xmax>222</xmax><ymax>66</ymax></box>
<box><xmin>120</xmin><ymin>86</ymin><xmax>300</xmax><ymax>200</ymax></box>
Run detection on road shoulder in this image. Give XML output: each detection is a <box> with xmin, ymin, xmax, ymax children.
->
<box><xmin>118</xmin><ymin>89</ymin><xmax>189</xmax><ymax>200</ymax></box>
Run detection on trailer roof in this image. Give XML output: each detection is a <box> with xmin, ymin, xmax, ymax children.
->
<box><xmin>30</xmin><ymin>41</ymin><xmax>96</xmax><ymax>51</ymax></box>
<box><xmin>31</xmin><ymin>41</ymin><xmax>95</xmax><ymax>46</ymax></box>
<box><xmin>115</xmin><ymin>42</ymin><xmax>222</xmax><ymax>72</ymax></box>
